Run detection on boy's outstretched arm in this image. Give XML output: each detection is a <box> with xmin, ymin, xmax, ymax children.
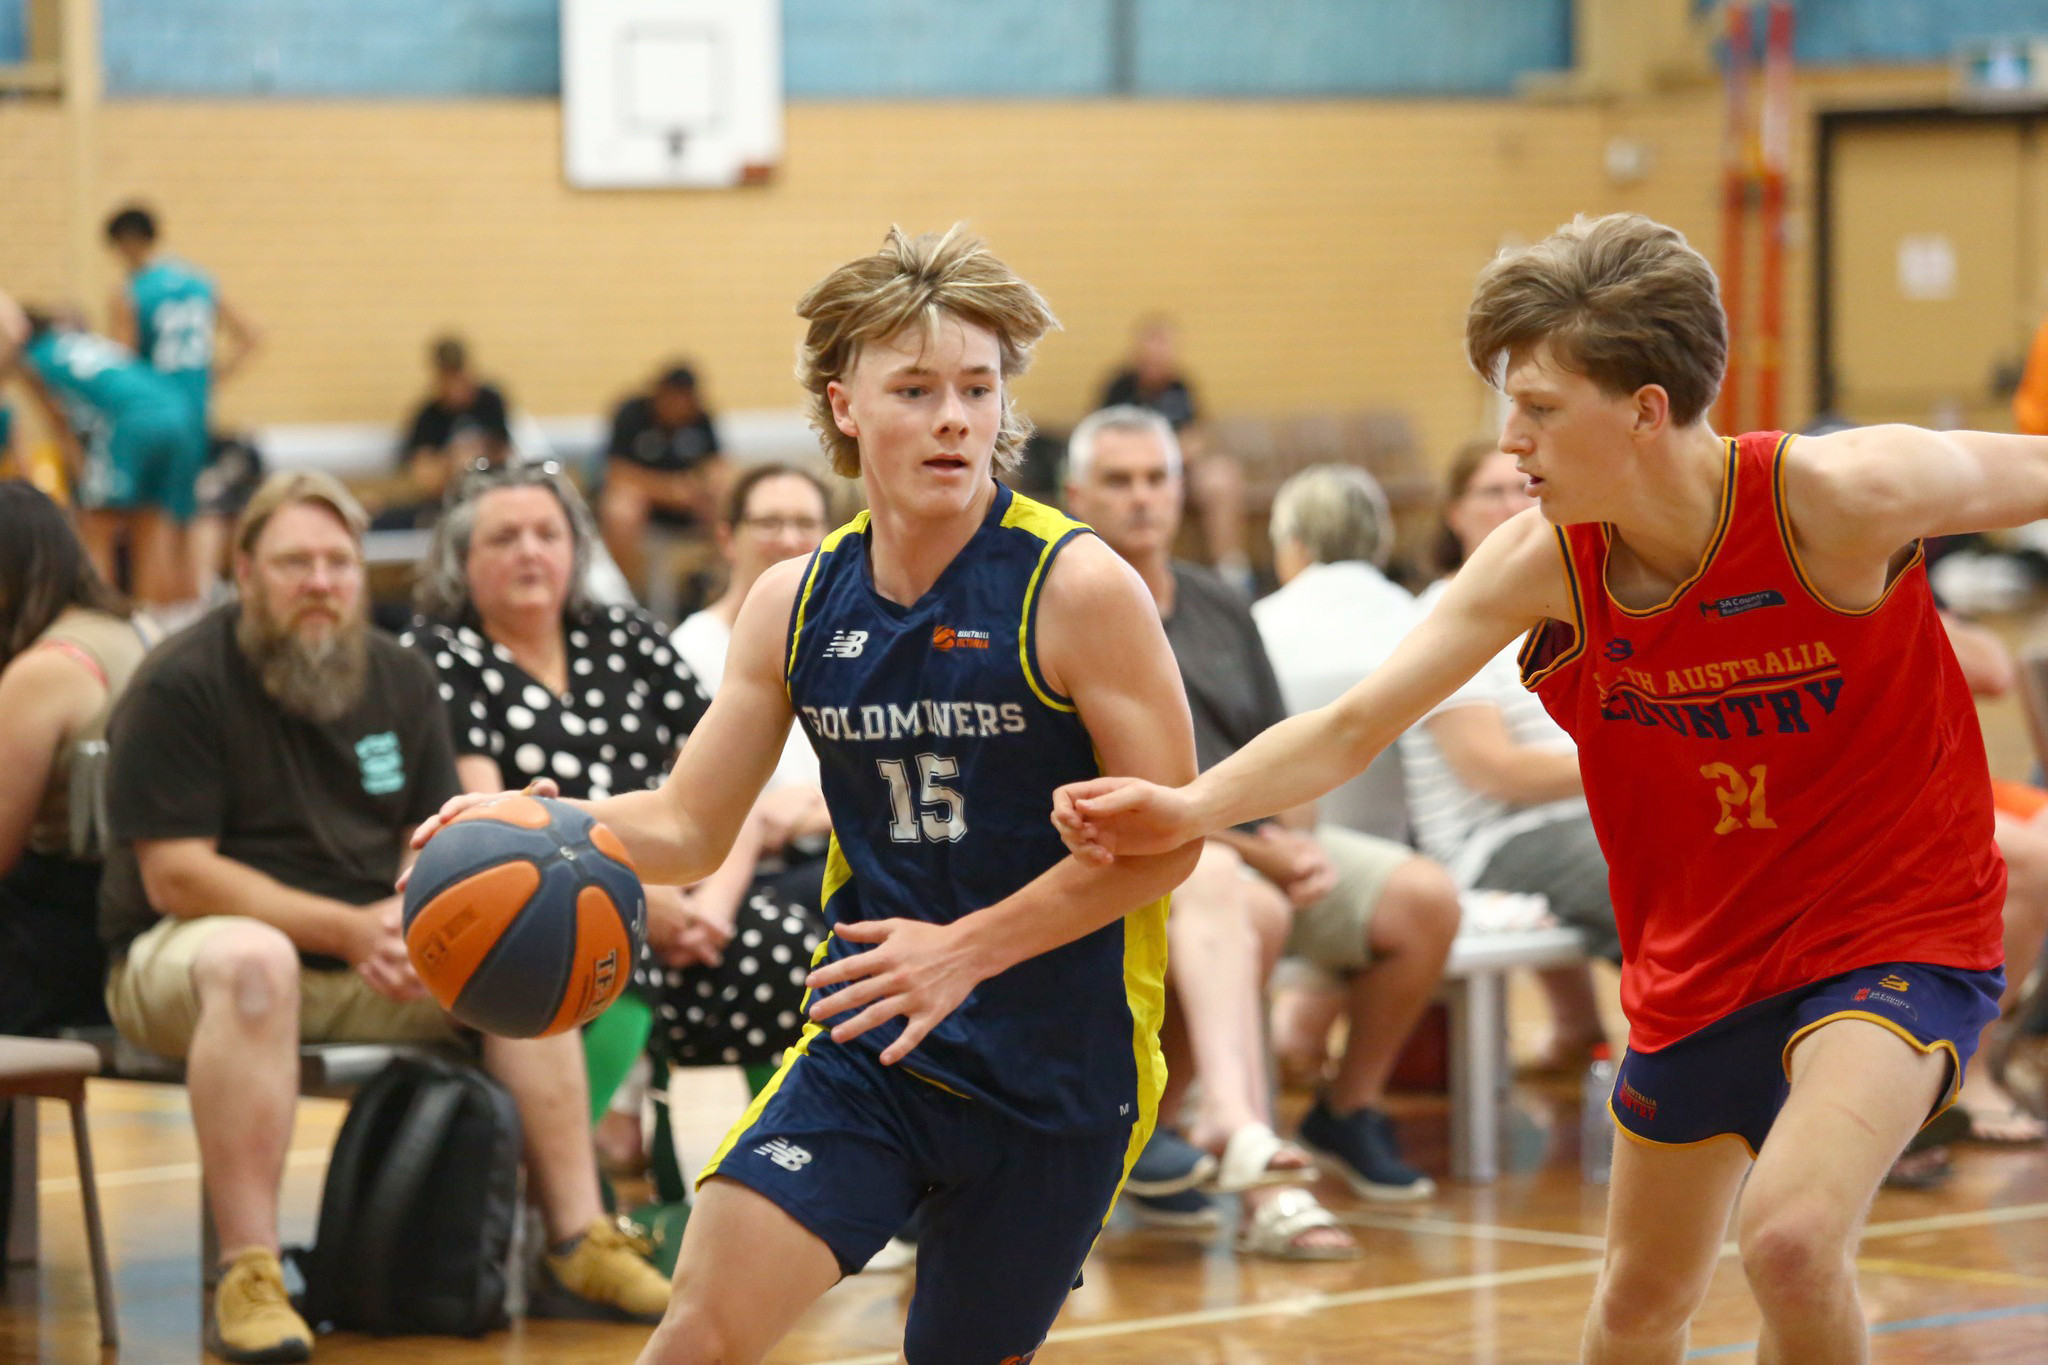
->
<box><xmin>1054</xmin><ymin>507</ymin><xmax>1569</xmax><ymax>860</ymax></box>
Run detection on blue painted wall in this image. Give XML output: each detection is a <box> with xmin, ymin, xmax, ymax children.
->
<box><xmin>98</xmin><ymin>0</ymin><xmax>1566</xmax><ymax>98</ymax></box>
<box><xmin>1133</xmin><ymin>0</ymin><xmax>1570</xmax><ymax>96</ymax></box>
<box><xmin>0</xmin><ymin>2</ymin><xmax>25</xmax><ymax>66</ymax></box>
<box><xmin>102</xmin><ymin>0</ymin><xmax>561</xmax><ymax>97</ymax></box>
<box><xmin>72</xmin><ymin>1</ymin><xmax>2048</xmax><ymax>100</ymax></box>
<box><xmin>782</xmin><ymin>0</ymin><xmax>1116</xmax><ymax>97</ymax></box>
<box><xmin>1699</xmin><ymin>0</ymin><xmax>2048</xmax><ymax>67</ymax></box>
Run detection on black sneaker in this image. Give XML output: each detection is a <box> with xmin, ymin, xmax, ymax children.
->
<box><xmin>1297</xmin><ymin>1100</ymin><xmax>1437</xmax><ymax>1200</ymax></box>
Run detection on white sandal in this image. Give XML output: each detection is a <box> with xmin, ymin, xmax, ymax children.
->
<box><xmin>1234</xmin><ymin>1187</ymin><xmax>1359</xmax><ymax>1261</ymax></box>
<box><xmin>1208</xmin><ymin>1122</ymin><xmax>1316</xmax><ymax>1194</ymax></box>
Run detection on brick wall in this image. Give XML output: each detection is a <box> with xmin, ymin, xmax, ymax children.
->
<box><xmin>0</xmin><ymin>64</ymin><xmax>1949</xmax><ymax>470</ymax></box>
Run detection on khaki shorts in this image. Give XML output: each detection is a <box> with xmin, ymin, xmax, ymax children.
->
<box><xmin>1280</xmin><ymin>825</ymin><xmax>1414</xmax><ymax>972</ymax></box>
<box><xmin>106</xmin><ymin>913</ymin><xmax>458</xmax><ymax>1060</ymax></box>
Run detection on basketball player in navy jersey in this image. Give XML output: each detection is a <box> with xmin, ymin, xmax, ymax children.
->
<box><xmin>413</xmin><ymin>227</ymin><xmax>1200</xmax><ymax>1364</ymax></box>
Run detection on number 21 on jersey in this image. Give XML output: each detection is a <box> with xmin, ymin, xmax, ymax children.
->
<box><xmin>1701</xmin><ymin>762</ymin><xmax>1777</xmax><ymax>834</ymax></box>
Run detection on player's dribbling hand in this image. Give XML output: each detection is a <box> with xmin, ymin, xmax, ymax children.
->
<box><xmin>398</xmin><ymin>779</ymin><xmax>563</xmax><ymax>890</ymax></box>
<box><xmin>804</xmin><ymin>919</ymin><xmax>980</xmax><ymax>1065</ymax></box>
<box><xmin>1051</xmin><ymin>777</ymin><xmax>1198</xmax><ymax>863</ymax></box>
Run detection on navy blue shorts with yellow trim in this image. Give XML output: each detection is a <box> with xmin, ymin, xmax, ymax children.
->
<box><xmin>701</xmin><ymin>1033</ymin><xmax>1134</xmax><ymax>1365</ymax></box>
<box><xmin>1607</xmin><ymin>961</ymin><xmax>2003</xmax><ymax>1156</ymax></box>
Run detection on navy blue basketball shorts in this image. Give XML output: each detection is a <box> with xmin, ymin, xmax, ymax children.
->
<box><xmin>700</xmin><ymin>1032</ymin><xmax>1140</xmax><ymax>1364</ymax></box>
<box><xmin>1605</xmin><ymin>961</ymin><xmax>2004</xmax><ymax>1156</ymax></box>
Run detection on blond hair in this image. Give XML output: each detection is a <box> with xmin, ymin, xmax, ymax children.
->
<box><xmin>234</xmin><ymin>471</ymin><xmax>368</xmax><ymax>556</ymax></box>
<box><xmin>1466</xmin><ymin>213</ymin><xmax>1727</xmax><ymax>427</ymax></box>
<box><xmin>795</xmin><ymin>226</ymin><xmax>1058</xmax><ymax>478</ymax></box>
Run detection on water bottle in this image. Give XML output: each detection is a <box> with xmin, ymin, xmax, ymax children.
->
<box><xmin>1581</xmin><ymin>1042</ymin><xmax>1617</xmax><ymax>1186</ymax></box>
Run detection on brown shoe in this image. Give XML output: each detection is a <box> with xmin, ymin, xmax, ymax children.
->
<box><xmin>531</xmin><ymin>1216</ymin><xmax>672</xmax><ymax>1324</ymax></box>
<box><xmin>208</xmin><ymin>1248</ymin><xmax>312</xmax><ymax>1363</ymax></box>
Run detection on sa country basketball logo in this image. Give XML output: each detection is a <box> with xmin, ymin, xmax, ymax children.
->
<box><xmin>824</xmin><ymin>630</ymin><xmax>869</xmax><ymax>659</ymax></box>
<box><xmin>932</xmin><ymin>625</ymin><xmax>990</xmax><ymax>651</ymax></box>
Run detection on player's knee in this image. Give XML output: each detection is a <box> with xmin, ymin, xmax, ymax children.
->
<box><xmin>1738</xmin><ymin>1205</ymin><xmax>1852</xmax><ymax>1303</ymax></box>
<box><xmin>1589</xmin><ymin>1260</ymin><xmax>1705</xmax><ymax>1341</ymax></box>
<box><xmin>643</xmin><ymin>1297</ymin><xmax>745</xmax><ymax>1365</ymax></box>
<box><xmin>192</xmin><ymin>927</ymin><xmax>300</xmax><ymax>1023</ymax></box>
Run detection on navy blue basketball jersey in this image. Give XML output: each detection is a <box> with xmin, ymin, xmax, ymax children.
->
<box><xmin>783</xmin><ymin>481</ymin><xmax>1167</xmax><ymax>1136</ymax></box>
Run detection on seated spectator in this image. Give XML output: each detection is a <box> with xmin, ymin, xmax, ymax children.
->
<box><xmin>1098</xmin><ymin>315</ymin><xmax>1250</xmax><ymax>591</ymax></box>
<box><xmin>0</xmin><ymin>482</ymin><xmax>150</xmax><ymax>1036</ymax></box>
<box><xmin>403</xmin><ymin>465</ymin><xmax>824</xmax><ymax>1159</ymax></box>
<box><xmin>1</xmin><ymin>290</ymin><xmax>207</xmax><ymax>607</ymax></box>
<box><xmin>1250</xmin><ymin>462</ymin><xmax>1412</xmax><ymax>840</ymax></box>
<box><xmin>672</xmin><ymin>463</ymin><xmax>833</xmax><ymax>846</ymax></box>
<box><xmin>1067</xmin><ymin>406</ymin><xmax>1460</xmax><ymax>1209</ymax></box>
<box><xmin>1400</xmin><ymin>445</ymin><xmax>1618</xmax><ymax>1065</ymax></box>
<box><xmin>598</xmin><ymin>363</ymin><xmax>731</xmax><ymax>595</ymax></box>
<box><xmin>394</xmin><ymin>335</ymin><xmax>511</xmax><ymax>516</ymax></box>
<box><xmin>100</xmin><ymin>471</ymin><xmax>670</xmax><ymax>1363</ymax></box>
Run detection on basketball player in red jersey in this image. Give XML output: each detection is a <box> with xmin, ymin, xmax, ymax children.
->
<box><xmin>1055</xmin><ymin>213</ymin><xmax>2017</xmax><ymax>1363</ymax></box>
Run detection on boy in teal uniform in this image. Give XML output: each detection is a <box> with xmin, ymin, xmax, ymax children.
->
<box><xmin>1</xmin><ymin>292</ymin><xmax>207</xmax><ymax>605</ymax></box>
<box><xmin>106</xmin><ymin>204</ymin><xmax>262</xmax><ymax>432</ymax></box>
<box><xmin>107</xmin><ymin>204</ymin><xmax>264</xmax><ymax>595</ymax></box>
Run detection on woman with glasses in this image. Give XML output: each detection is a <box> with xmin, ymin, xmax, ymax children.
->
<box><xmin>672</xmin><ymin>464</ymin><xmax>834</xmax><ymax>840</ymax></box>
<box><xmin>403</xmin><ymin>465</ymin><xmax>821</xmax><ymax>1158</ymax></box>
<box><xmin>1400</xmin><ymin>439</ymin><xmax>1618</xmax><ymax>1069</ymax></box>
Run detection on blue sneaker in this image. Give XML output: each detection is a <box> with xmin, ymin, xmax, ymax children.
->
<box><xmin>1122</xmin><ymin>1185</ymin><xmax>1222</xmax><ymax>1231</ymax></box>
<box><xmin>1297</xmin><ymin>1101</ymin><xmax>1436</xmax><ymax>1200</ymax></box>
<box><xmin>1126</xmin><ymin>1129</ymin><xmax>1217</xmax><ymax>1196</ymax></box>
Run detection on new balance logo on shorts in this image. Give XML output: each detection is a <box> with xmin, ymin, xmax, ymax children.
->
<box><xmin>754</xmin><ymin>1137</ymin><xmax>814</xmax><ymax>1172</ymax></box>
<box><xmin>824</xmin><ymin>630</ymin><xmax>869</xmax><ymax>659</ymax></box>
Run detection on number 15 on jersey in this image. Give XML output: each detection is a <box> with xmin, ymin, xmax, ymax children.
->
<box><xmin>878</xmin><ymin>754</ymin><xmax>967</xmax><ymax>843</ymax></box>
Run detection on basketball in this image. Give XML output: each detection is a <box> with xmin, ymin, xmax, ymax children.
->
<box><xmin>401</xmin><ymin>794</ymin><xmax>645</xmax><ymax>1039</ymax></box>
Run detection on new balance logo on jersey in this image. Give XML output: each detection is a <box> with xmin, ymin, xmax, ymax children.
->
<box><xmin>823</xmin><ymin>630</ymin><xmax>869</xmax><ymax>659</ymax></box>
<box><xmin>754</xmin><ymin>1138</ymin><xmax>814</xmax><ymax>1172</ymax></box>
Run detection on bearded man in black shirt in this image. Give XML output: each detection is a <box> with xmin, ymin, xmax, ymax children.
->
<box><xmin>99</xmin><ymin>472</ymin><xmax>670</xmax><ymax>1362</ymax></box>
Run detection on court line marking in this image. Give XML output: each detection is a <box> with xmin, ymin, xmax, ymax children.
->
<box><xmin>1339</xmin><ymin>1210</ymin><xmax>1608</xmax><ymax>1251</ymax></box>
<box><xmin>1685</xmin><ymin>1300</ymin><xmax>2048</xmax><ymax>1358</ymax></box>
<box><xmin>812</xmin><ymin>1258</ymin><xmax>1612</xmax><ymax>1364</ymax></box>
<box><xmin>1853</xmin><ymin>1257</ymin><xmax>2048</xmax><ymax>1292</ymax></box>
<box><xmin>807</xmin><ymin>1198</ymin><xmax>2048</xmax><ymax>1364</ymax></box>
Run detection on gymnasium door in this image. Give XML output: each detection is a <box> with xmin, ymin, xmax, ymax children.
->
<box><xmin>1821</xmin><ymin>112</ymin><xmax>2048</xmax><ymax>431</ymax></box>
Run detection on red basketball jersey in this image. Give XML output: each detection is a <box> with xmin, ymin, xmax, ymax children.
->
<box><xmin>1519</xmin><ymin>431</ymin><xmax>2005</xmax><ymax>1050</ymax></box>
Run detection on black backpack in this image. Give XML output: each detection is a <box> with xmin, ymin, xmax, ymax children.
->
<box><xmin>292</xmin><ymin>1054</ymin><xmax>523</xmax><ymax>1337</ymax></box>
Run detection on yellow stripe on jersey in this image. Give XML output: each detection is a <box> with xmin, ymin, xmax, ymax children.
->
<box><xmin>1770</xmin><ymin>434</ymin><xmax>1926</xmax><ymax>618</ymax></box>
<box><xmin>1107</xmin><ymin>891</ymin><xmax>1170</xmax><ymax>1224</ymax></box>
<box><xmin>1520</xmin><ymin>524</ymin><xmax>1587</xmax><ymax>687</ymax></box>
<box><xmin>1602</xmin><ymin>438</ymin><xmax>1737</xmax><ymax>617</ymax></box>
<box><xmin>1001</xmin><ymin>491</ymin><xmax>1087</xmax><ymax>713</ymax></box>
<box><xmin>819</xmin><ymin>834</ymin><xmax>853</xmax><ymax>912</ymax></box>
<box><xmin>786</xmin><ymin>512</ymin><xmax>871</xmax><ymax>684</ymax></box>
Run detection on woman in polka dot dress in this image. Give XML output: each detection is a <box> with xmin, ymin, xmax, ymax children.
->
<box><xmin>402</xmin><ymin>465</ymin><xmax>826</xmax><ymax>1096</ymax></box>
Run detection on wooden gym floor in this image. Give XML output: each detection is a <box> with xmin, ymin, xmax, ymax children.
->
<box><xmin>6</xmin><ymin>993</ymin><xmax>2047</xmax><ymax>1365</ymax></box>
<box><xmin>8</xmin><ymin>657</ymin><xmax>2047</xmax><ymax>1362</ymax></box>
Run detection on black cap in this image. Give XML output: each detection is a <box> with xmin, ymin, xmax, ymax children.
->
<box><xmin>656</xmin><ymin>365</ymin><xmax>698</xmax><ymax>392</ymax></box>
